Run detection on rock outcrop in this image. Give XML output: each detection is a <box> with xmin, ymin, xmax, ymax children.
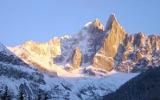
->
<box><xmin>71</xmin><ymin>47</ymin><xmax>82</xmax><ymax>69</ymax></box>
<box><xmin>56</xmin><ymin>18</ymin><xmax>105</xmax><ymax>67</ymax></box>
<box><xmin>93</xmin><ymin>14</ymin><xmax>126</xmax><ymax>71</ymax></box>
<box><xmin>117</xmin><ymin>33</ymin><xmax>160</xmax><ymax>72</ymax></box>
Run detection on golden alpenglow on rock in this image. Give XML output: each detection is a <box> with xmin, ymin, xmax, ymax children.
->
<box><xmin>93</xmin><ymin>18</ymin><xmax>104</xmax><ymax>31</ymax></box>
<box><xmin>71</xmin><ymin>47</ymin><xmax>82</xmax><ymax>69</ymax></box>
<box><xmin>93</xmin><ymin>14</ymin><xmax>126</xmax><ymax>71</ymax></box>
<box><xmin>10</xmin><ymin>37</ymin><xmax>61</xmax><ymax>71</ymax></box>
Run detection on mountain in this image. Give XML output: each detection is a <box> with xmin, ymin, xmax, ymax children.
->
<box><xmin>0</xmin><ymin>42</ymin><xmax>138</xmax><ymax>99</ymax></box>
<box><xmin>93</xmin><ymin>14</ymin><xmax>126</xmax><ymax>71</ymax></box>
<box><xmin>103</xmin><ymin>67</ymin><xmax>160</xmax><ymax>100</ymax></box>
<box><xmin>9</xmin><ymin>38</ymin><xmax>63</xmax><ymax>75</ymax></box>
<box><xmin>0</xmin><ymin>14</ymin><xmax>160</xmax><ymax>99</ymax></box>
<box><xmin>10</xmin><ymin>14</ymin><xmax>160</xmax><ymax>73</ymax></box>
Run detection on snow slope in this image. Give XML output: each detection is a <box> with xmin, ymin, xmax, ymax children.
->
<box><xmin>0</xmin><ymin>42</ymin><xmax>139</xmax><ymax>99</ymax></box>
<box><xmin>0</xmin><ymin>64</ymin><xmax>138</xmax><ymax>100</ymax></box>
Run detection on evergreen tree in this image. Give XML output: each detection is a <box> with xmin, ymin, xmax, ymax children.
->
<box><xmin>17</xmin><ymin>88</ymin><xmax>25</xmax><ymax>100</ymax></box>
<box><xmin>18</xmin><ymin>90</ymin><xmax>24</xmax><ymax>100</ymax></box>
<box><xmin>1</xmin><ymin>86</ymin><xmax>11</xmax><ymax>100</ymax></box>
<box><xmin>44</xmin><ymin>93</ymin><xmax>48</xmax><ymax>100</ymax></box>
<box><xmin>37</xmin><ymin>89</ymin><xmax>42</xmax><ymax>100</ymax></box>
<box><xmin>37</xmin><ymin>89</ymin><xmax>48</xmax><ymax>100</ymax></box>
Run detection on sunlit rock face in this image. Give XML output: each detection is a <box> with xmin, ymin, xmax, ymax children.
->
<box><xmin>93</xmin><ymin>14</ymin><xmax>126</xmax><ymax>71</ymax></box>
<box><xmin>10</xmin><ymin>38</ymin><xmax>62</xmax><ymax>73</ymax></box>
<box><xmin>71</xmin><ymin>47</ymin><xmax>82</xmax><ymax>69</ymax></box>
<box><xmin>22</xmin><ymin>38</ymin><xmax>61</xmax><ymax>58</ymax></box>
<box><xmin>92</xmin><ymin>18</ymin><xmax>104</xmax><ymax>31</ymax></box>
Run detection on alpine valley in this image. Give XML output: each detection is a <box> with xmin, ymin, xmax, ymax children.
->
<box><xmin>0</xmin><ymin>14</ymin><xmax>160</xmax><ymax>100</ymax></box>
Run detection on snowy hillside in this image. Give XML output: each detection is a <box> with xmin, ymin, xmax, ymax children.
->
<box><xmin>0</xmin><ymin>41</ymin><xmax>139</xmax><ymax>99</ymax></box>
<box><xmin>0</xmin><ymin>62</ymin><xmax>138</xmax><ymax>99</ymax></box>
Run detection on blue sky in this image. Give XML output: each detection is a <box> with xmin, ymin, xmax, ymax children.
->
<box><xmin>0</xmin><ymin>0</ymin><xmax>160</xmax><ymax>46</ymax></box>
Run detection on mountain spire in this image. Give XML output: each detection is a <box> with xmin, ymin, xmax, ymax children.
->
<box><xmin>93</xmin><ymin>18</ymin><xmax>104</xmax><ymax>31</ymax></box>
<box><xmin>105</xmin><ymin>13</ymin><xmax>121</xmax><ymax>31</ymax></box>
<box><xmin>93</xmin><ymin>13</ymin><xmax>126</xmax><ymax>71</ymax></box>
<box><xmin>84</xmin><ymin>18</ymin><xmax>104</xmax><ymax>31</ymax></box>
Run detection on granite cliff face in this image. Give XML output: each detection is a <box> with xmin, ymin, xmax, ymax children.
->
<box><xmin>93</xmin><ymin>14</ymin><xmax>126</xmax><ymax>71</ymax></box>
<box><xmin>9</xmin><ymin>14</ymin><xmax>160</xmax><ymax>73</ymax></box>
<box><xmin>71</xmin><ymin>47</ymin><xmax>82</xmax><ymax>69</ymax></box>
<box><xmin>116</xmin><ymin>33</ymin><xmax>160</xmax><ymax>72</ymax></box>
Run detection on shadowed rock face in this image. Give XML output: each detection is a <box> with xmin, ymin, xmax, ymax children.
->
<box><xmin>93</xmin><ymin>14</ymin><xmax>126</xmax><ymax>71</ymax></box>
<box><xmin>116</xmin><ymin>33</ymin><xmax>160</xmax><ymax>72</ymax></box>
<box><xmin>133</xmin><ymin>32</ymin><xmax>147</xmax><ymax>48</ymax></box>
<box><xmin>55</xmin><ymin>18</ymin><xmax>105</xmax><ymax>67</ymax></box>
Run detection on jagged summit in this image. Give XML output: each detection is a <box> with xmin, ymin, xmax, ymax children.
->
<box><xmin>84</xmin><ymin>14</ymin><xmax>122</xmax><ymax>33</ymax></box>
<box><xmin>0</xmin><ymin>14</ymin><xmax>160</xmax><ymax>99</ymax></box>
<box><xmin>8</xmin><ymin>14</ymin><xmax>160</xmax><ymax>73</ymax></box>
<box><xmin>105</xmin><ymin>13</ymin><xmax>123</xmax><ymax>32</ymax></box>
<box><xmin>84</xmin><ymin>18</ymin><xmax>104</xmax><ymax>31</ymax></box>
<box><xmin>93</xmin><ymin>14</ymin><xmax>126</xmax><ymax>71</ymax></box>
<box><xmin>93</xmin><ymin>18</ymin><xmax>104</xmax><ymax>31</ymax></box>
<box><xmin>108</xmin><ymin>13</ymin><xmax>117</xmax><ymax>22</ymax></box>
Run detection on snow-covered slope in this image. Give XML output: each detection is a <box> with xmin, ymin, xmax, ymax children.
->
<box><xmin>0</xmin><ymin>63</ymin><xmax>138</xmax><ymax>99</ymax></box>
<box><xmin>0</xmin><ymin>42</ymin><xmax>139</xmax><ymax>99</ymax></box>
<box><xmin>55</xmin><ymin>18</ymin><xmax>105</xmax><ymax>67</ymax></box>
<box><xmin>9</xmin><ymin>38</ymin><xmax>71</xmax><ymax>76</ymax></box>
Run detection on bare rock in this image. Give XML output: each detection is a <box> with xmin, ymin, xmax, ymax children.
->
<box><xmin>93</xmin><ymin>14</ymin><xmax>126</xmax><ymax>71</ymax></box>
<box><xmin>71</xmin><ymin>47</ymin><xmax>82</xmax><ymax>69</ymax></box>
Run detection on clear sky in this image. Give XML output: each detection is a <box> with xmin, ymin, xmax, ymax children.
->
<box><xmin>0</xmin><ymin>0</ymin><xmax>160</xmax><ymax>46</ymax></box>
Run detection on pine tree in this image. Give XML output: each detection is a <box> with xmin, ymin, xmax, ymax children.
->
<box><xmin>37</xmin><ymin>90</ymin><xmax>41</xmax><ymax>100</ymax></box>
<box><xmin>17</xmin><ymin>88</ymin><xmax>25</xmax><ymax>100</ymax></box>
<box><xmin>44</xmin><ymin>93</ymin><xmax>48</xmax><ymax>100</ymax></box>
<box><xmin>1</xmin><ymin>86</ymin><xmax>11</xmax><ymax>100</ymax></box>
<box><xmin>37</xmin><ymin>89</ymin><xmax>48</xmax><ymax>100</ymax></box>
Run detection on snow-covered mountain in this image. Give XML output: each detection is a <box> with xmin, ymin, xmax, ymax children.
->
<box><xmin>0</xmin><ymin>42</ymin><xmax>138</xmax><ymax>99</ymax></box>
<box><xmin>0</xmin><ymin>14</ymin><xmax>160</xmax><ymax>99</ymax></box>
<box><xmin>10</xmin><ymin>14</ymin><xmax>160</xmax><ymax>73</ymax></box>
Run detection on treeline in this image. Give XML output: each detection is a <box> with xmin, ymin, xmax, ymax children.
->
<box><xmin>103</xmin><ymin>66</ymin><xmax>160</xmax><ymax>100</ymax></box>
<box><xmin>0</xmin><ymin>86</ymin><xmax>48</xmax><ymax>100</ymax></box>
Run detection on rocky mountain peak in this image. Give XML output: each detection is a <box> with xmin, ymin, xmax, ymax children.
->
<box><xmin>105</xmin><ymin>13</ymin><xmax>121</xmax><ymax>31</ymax></box>
<box><xmin>93</xmin><ymin>14</ymin><xmax>127</xmax><ymax>71</ymax></box>
<box><xmin>92</xmin><ymin>18</ymin><xmax>104</xmax><ymax>31</ymax></box>
<box><xmin>134</xmin><ymin>32</ymin><xmax>147</xmax><ymax>48</ymax></box>
<box><xmin>9</xmin><ymin>14</ymin><xmax>160</xmax><ymax>73</ymax></box>
<box><xmin>84</xmin><ymin>18</ymin><xmax>104</xmax><ymax>33</ymax></box>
